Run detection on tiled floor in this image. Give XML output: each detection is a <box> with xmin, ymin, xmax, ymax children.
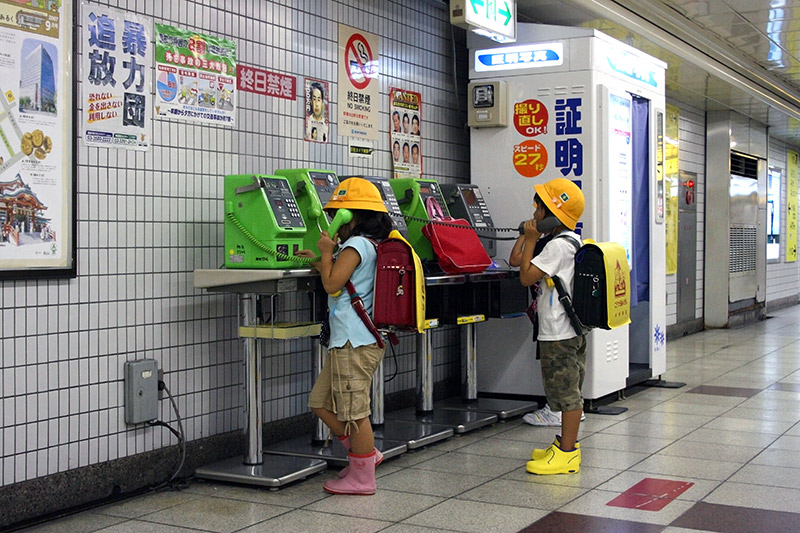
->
<box><xmin>20</xmin><ymin>305</ymin><xmax>800</xmax><ymax>532</ymax></box>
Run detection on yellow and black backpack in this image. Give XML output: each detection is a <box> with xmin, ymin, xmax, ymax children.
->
<box><xmin>551</xmin><ymin>235</ymin><xmax>631</xmax><ymax>335</ymax></box>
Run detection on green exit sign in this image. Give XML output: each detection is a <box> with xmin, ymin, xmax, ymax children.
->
<box><xmin>451</xmin><ymin>0</ymin><xmax>516</xmax><ymax>42</ymax></box>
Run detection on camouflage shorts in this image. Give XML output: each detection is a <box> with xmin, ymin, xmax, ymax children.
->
<box><xmin>539</xmin><ymin>335</ymin><xmax>587</xmax><ymax>412</ymax></box>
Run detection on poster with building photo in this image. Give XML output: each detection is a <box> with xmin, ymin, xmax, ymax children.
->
<box><xmin>81</xmin><ymin>5</ymin><xmax>152</xmax><ymax>150</ymax></box>
<box><xmin>154</xmin><ymin>23</ymin><xmax>236</xmax><ymax>125</ymax></box>
<box><xmin>389</xmin><ymin>88</ymin><xmax>421</xmax><ymax>179</ymax></box>
<box><xmin>0</xmin><ymin>0</ymin><xmax>74</xmax><ymax>275</ymax></box>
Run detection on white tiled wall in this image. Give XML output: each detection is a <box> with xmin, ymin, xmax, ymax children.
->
<box><xmin>665</xmin><ymin>99</ymin><xmax>706</xmax><ymax>325</ymax></box>
<box><xmin>1</xmin><ymin>0</ymin><xmax>467</xmax><ymax>487</ymax></box>
<box><xmin>766</xmin><ymin>138</ymin><xmax>800</xmax><ymax>305</ymax></box>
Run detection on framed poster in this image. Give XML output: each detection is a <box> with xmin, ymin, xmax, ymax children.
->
<box><xmin>0</xmin><ymin>0</ymin><xmax>75</xmax><ymax>278</ymax></box>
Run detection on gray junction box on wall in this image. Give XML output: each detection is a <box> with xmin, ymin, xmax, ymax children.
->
<box><xmin>124</xmin><ymin>359</ymin><xmax>159</xmax><ymax>424</ymax></box>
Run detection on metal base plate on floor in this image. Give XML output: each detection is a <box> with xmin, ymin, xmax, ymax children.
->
<box><xmin>373</xmin><ymin>419</ymin><xmax>454</xmax><ymax>449</ymax></box>
<box><xmin>385</xmin><ymin>407</ymin><xmax>497</xmax><ymax>434</ymax></box>
<box><xmin>264</xmin><ymin>434</ymin><xmax>407</xmax><ymax>466</ymax></box>
<box><xmin>643</xmin><ymin>379</ymin><xmax>686</xmax><ymax>389</ymax></box>
<box><xmin>194</xmin><ymin>454</ymin><xmax>327</xmax><ymax>488</ymax></box>
<box><xmin>435</xmin><ymin>397</ymin><xmax>537</xmax><ymax>419</ymax></box>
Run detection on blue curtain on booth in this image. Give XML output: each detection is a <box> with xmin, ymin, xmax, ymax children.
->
<box><xmin>631</xmin><ymin>95</ymin><xmax>650</xmax><ymax>305</ymax></box>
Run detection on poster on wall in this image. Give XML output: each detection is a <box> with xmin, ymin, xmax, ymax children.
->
<box><xmin>664</xmin><ymin>104</ymin><xmax>680</xmax><ymax>274</ymax></box>
<box><xmin>787</xmin><ymin>149</ymin><xmax>798</xmax><ymax>262</ymax></box>
<box><xmin>304</xmin><ymin>78</ymin><xmax>329</xmax><ymax>143</ymax></box>
<box><xmin>0</xmin><ymin>0</ymin><xmax>74</xmax><ymax>277</ymax></box>
<box><xmin>337</xmin><ymin>24</ymin><xmax>379</xmax><ymax>141</ymax></box>
<box><xmin>606</xmin><ymin>91</ymin><xmax>633</xmax><ymax>263</ymax></box>
<box><xmin>81</xmin><ymin>4</ymin><xmax>152</xmax><ymax>150</ymax></box>
<box><xmin>154</xmin><ymin>23</ymin><xmax>236</xmax><ymax>125</ymax></box>
<box><xmin>389</xmin><ymin>88</ymin><xmax>421</xmax><ymax>179</ymax></box>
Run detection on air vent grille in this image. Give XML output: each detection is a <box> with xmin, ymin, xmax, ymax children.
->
<box><xmin>730</xmin><ymin>152</ymin><xmax>758</xmax><ymax>178</ymax></box>
<box><xmin>729</xmin><ymin>225</ymin><xmax>757</xmax><ymax>273</ymax></box>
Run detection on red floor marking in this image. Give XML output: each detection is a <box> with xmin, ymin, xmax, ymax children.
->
<box><xmin>607</xmin><ymin>492</ymin><xmax>674</xmax><ymax>512</ymax></box>
<box><xmin>607</xmin><ymin>478</ymin><xmax>695</xmax><ymax>511</ymax></box>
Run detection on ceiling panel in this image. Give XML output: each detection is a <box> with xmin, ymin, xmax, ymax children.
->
<box><xmin>514</xmin><ymin>0</ymin><xmax>800</xmax><ymax>146</ymax></box>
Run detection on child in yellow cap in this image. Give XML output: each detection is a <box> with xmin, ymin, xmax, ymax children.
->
<box><xmin>511</xmin><ymin>177</ymin><xmax>586</xmax><ymax>475</ymax></box>
<box><xmin>296</xmin><ymin>177</ymin><xmax>392</xmax><ymax>494</ymax></box>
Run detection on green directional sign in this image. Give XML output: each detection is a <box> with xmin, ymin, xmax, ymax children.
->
<box><xmin>451</xmin><ymin>0</ymin><xmax>516</xmax><ymax>41</ymax></box>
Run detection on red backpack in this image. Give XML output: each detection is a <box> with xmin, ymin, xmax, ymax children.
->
<box><xmin>345</xmin><ymin>230</ymin><xmax>425</xmax><ymax>348</ymax></box>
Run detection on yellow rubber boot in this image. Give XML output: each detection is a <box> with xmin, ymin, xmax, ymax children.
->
<box><xmin>531</xmin><ymin>435</ymin><xmax>580</xmax><ymax>460</ymax></box>
<box><xmin>526</xmin><ymin>444</ymin><xmax>581</xmax><ymax>475</ymax></box>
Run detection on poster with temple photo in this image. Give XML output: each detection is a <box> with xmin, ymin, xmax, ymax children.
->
<box><xmin>0</xmin><ymin>0</ymin><xmax>75</xmax><ymax>276</ymax></box>
<box><xmin>389</xmin><ymin>88</ymin><xmax>421</xmax><ymax>179</ymax></box>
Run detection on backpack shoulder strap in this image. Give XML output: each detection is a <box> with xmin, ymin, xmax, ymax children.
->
<box><xmin>554</xmin><ymin>233</ymin><xmax>581</xmax><ymax>252</ymax></box>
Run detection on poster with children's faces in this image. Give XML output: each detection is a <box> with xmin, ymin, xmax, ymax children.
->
<box><xmin>389</xmin><ymin>88</ymin><xmax>421</xmax><ymax>179</ymax></box>
<box><xmin>81</xmin><ymin>5</ymin><xmax>152</xmax><ymax>150</ymax></box>
<box><xmin>0</xmin><ymin>0</ymin><xmax>74</xmax><ymax>273</ymax></box>
<box><xmin>304</xmin><ymin>78</ymin><xmax>329</xmax><ymax>143</ymax></box>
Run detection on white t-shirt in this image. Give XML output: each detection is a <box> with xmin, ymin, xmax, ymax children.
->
<box><xmin>531</xmin><ymin>231</ymin><xmax>581</xmax><ymax>341</ymax></box>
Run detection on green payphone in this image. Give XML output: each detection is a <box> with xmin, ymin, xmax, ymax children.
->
<box><xmin>224</xmin><ymin>174</ymin><xmax>308</xmax><ymax>268</ymax></box>
<box><xmin>389</xmin><ymin>177</ymin><xmax>451</xmax><ymax>262</ymax></box>
<box><xmin>274</xmin><ymin>168</ymin><xmax>340</xmax><ymax>255</ymax></box>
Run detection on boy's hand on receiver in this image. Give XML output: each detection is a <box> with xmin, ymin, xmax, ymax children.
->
<box><xmin>523</xmin><ymin>219</ymin><xmax>541</xmax><ymax>242</ymax></box>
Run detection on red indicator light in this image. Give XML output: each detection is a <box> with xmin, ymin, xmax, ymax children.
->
<box><xmin>686</xmin><ymin>180</ymin><xmax>695</xmax><ymax>188</ymax></box>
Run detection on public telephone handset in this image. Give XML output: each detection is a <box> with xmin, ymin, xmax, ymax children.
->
<box><xmin>326</xmin><ymin>208</ymin><xmax>353</xmax><ymax>238</ymax></box>
<box><xmin>275</xmin><ymin>169</ymin><xmax>341</xmax><ymax>256</ymax></box>
<box><xmin>521</xmin><ymin>215</ymin><xmax>560</xmax><ymax>235</ymax></box>
<box><xmin>224</xmin><ymin>174</ymin><xmax>317</xmax><ymax>269</ymax></box>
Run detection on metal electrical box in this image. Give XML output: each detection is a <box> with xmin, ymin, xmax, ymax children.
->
<box><xmin>124</xmin><ymin>359</ymin><xmax>159</xmax><ymax>424</ymax></box>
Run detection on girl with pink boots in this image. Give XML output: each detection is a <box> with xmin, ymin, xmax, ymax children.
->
<box><xmin>296</xmin><ymin>178</ymin><xmax>392</xmax><ymax>495</ymax></box>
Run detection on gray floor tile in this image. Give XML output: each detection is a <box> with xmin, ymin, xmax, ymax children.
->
<box><xmin>600</xmin><ymin>419</ymin><xmax>697</xmax><ymax>440</ymax></box>
<box><xmin>625</xmin><ymin>410</ymin><xmax>717</xmax><ymax>428</ymax></box>
<box><xmin>457</xmin><ymin>477</ymin><xmax>586</xmax><ymax>509</ymax></box>
<box><xmin>378</xmin><ymin>467</ymin><xmax>492</xmax><ymax>497</ymax></box>
<box><xmin>454</xmin><ymin>435</ymin><xmax>540</xmax><ymax>459</ymax></box>
<box><xmin>401</xmin><ymin>498</ymin><xmax>547</xmax><ymax>533</ymax></box>
<box><xmin>96</xmin><ymin>521</ymin><xmax>205</xmax><ymax>532</ymax></box>
<box><xmin>766</xmin><ymin>434</ymin><xmax>800</xmax><ymax>451</ymax></box>
<box><xmin>304</xmin><ymin>488</ymin><xmax>443</xmax><ymax>523</ymax></box>
<box><xmin>138</xmin><ymin>495</ymin><xmax>289</xmax><ymax>533</ymax></box>
<box><xmin>703</xmin><ymin>481</ymin><xmax>800</xmax><ymax>513</ymax></box>
<box><xmin>580</xmin><ymin>432</ymin><xmax>674</xmax><ymax>454</ymax></box>
<box><xmin>237</xmin><ymin>509</ymin><xmax>391</xmax><ymax>532</ymax></box>
<box><xmin>579</xmin><ymin>447</ymin><xmax>650</xmax><ymax>470</ymax></box>
<box><xmin>728</xmin><ymin>463</ymin><xmax>800</xmax><ymax>489</ymax></box>
<box><xmin>409</xmin><ymin>450</ymin><xmax>521</xmax><ymax>477</ymax></box>
<box><xmin>720</xmin><ymin>406</ymin><xmax>800</xmax><ymax>423</ymax></box>
<box><xmin>19</xmin><ymin>513</ymin><xmax>127</xmax><ymax>533</ymax></box>
<box><xmin>629</xmin><ymin>454</ymin><xmax>742</xmax><ymax>481</ymax></box>
<box><xmin>702</xmin><ymin>416</ymin><xmax>796</xmax><ymax>435</ymax></box>
<box><xmin>92</xmin><ymin>489</ymin><xmax>205</xmax><ymax>519</ymax></box>
<box><xmin>658</xmin><ymin>438</ymin><xmax>763</xmax><ymax>463</ymax></box>
<box><xmin>750</xmin><ymin>447</ymin><xmax>800</xmax><ymax>468</ymax></box>
<box><xmin>680</xmin><ymin>427</ymin><xmax>779</xmax><ymax>448</ymax></box>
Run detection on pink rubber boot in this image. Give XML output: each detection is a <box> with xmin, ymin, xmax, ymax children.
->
<box><xmin>336</xmin><ymin>436</ymin><xmax>383</xmax><ymax>478</ymax></box>
<box><xmin>324</xmin><ymin>450</ymin><xmax>377</xmax><ymax>495</ymax></box>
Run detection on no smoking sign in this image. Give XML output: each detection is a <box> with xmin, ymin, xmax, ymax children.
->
<box><xmin>345</xmin><ymin>33</ymin><xmax>377</xmax><ymax>90</ymax></box>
